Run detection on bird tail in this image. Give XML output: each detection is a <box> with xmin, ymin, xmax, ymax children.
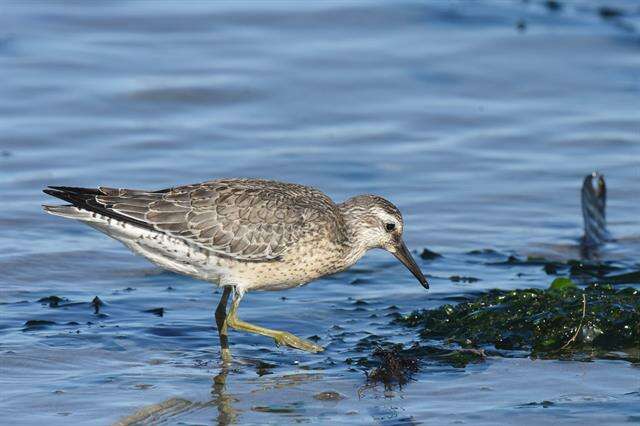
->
<box><xmin>42</xmin><ymin>204</ymin><xmax>101</xmax><ymax>222</ymax></box>
<box><xmin>42</xmin><ymin>186</ymin><xmax>103</xmax><ymax>221</ymax></box>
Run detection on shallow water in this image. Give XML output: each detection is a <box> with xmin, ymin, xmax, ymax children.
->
<box><xmin>1</xmin><ymin>1</ymin><xmax>639</xmax><ymax>424</ymax></box>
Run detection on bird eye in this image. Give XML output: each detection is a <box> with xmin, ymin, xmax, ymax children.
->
<box><xmin>385</xmin><ymin>223</ymin><xmax>396</xmax><ymax>232</ymax></box>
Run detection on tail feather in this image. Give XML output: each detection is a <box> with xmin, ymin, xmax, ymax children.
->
<box><xmin>42</xmin><ymin>186</ymin><xmax>155</xmax><ymax>230</ymax></box>
<box><xmin>42</xmin><ymin>204</ymin><xmax>100</xmax><ymax>221</ymax></box>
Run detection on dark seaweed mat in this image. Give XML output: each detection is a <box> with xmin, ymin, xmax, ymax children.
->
<box><xmin>398</xmin><ymin>281</ymin><xmax>640</xmax><ymax>362</ymax></box>
<box><xmin>359</xmin><ymin>345</ymin><xmax>420</xmax><ymax>393</ymax></box>
<box><xmin>354</xmin><ymin>342</ymin><xmax>488</xmax><ymax>393</ymax></box>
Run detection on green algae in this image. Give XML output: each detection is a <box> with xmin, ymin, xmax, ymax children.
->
<box><xmin>398</xmin><ymin>280</ymin><xmax>640</xmax><ymax>362</ymax></box>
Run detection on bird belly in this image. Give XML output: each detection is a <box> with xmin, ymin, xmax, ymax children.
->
<box><xmin>125</xmin><ymin>235</ymin><xmax>230</xmax><ymax>284</ymax></box>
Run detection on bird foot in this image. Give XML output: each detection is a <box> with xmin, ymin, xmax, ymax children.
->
<box><xmin>273</xmin><ymin>331</ymin><xmax>324</xmax><ymax>353</ymax></box>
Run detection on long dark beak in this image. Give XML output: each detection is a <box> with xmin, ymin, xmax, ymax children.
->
<box><xmin>393</xmin><ymin>240</ymin><xmax>429</xmax><ymax>289</ymax></box>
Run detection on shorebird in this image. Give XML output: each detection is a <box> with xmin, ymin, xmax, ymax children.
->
<box><xmin>43</xmin><ymin>179</ymin><xmax>428</xmax><ymax>360</ymax></box>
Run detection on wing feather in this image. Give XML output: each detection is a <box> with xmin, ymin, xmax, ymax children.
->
<box><xmin>66</xmin><ymin>179</ymin><xmax>347</xmax><ymax>261</ymax></box>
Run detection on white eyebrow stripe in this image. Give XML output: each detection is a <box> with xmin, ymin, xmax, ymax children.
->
<box><xmin>372</xmin><ymin>208</ymin><xmax>402</xmax><ymax>227</ymax></box>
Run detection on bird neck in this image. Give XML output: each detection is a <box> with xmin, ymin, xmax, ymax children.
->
<box><xmin>338</xmin><ymin>200</ymin><xmax>377</xmax><ymax>267</ymax></box>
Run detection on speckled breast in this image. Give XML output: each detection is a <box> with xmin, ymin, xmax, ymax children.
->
<box><xmin>232</xmin><ymin>237</ymin><xmax>350</xmax><ymax>291</ymax></box>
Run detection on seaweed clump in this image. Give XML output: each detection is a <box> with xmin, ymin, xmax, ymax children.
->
<box><xmin>398</xmin><ymin>279</ymin><xmax>639</xmax><ymax>362</ymax></box>
<box><xmin>361</xmin><ymin>345</ymin><xmax>419</xmax><ymax>394</ymax></box>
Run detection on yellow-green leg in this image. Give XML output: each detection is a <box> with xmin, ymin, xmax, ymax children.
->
<box><xmin>215</xmin><ymin>286</ymin><xmax>233</xmax><ymax>363</ymax></box>
<box><xmin>226</xmin><ymin>289</ymin><xmax>324</xmax><ymax>353</ymax></box>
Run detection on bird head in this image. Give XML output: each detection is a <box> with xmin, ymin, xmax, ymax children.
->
<box><xmin>340</xmin><ymin>195</ymin><xmax>428</xmax><ymax>289</ymax></box>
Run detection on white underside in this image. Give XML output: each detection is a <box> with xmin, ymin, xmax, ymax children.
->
<box><xmin>43</xmin><ymin>205</ymin><xmax>242</xmax><ymax>290</ymax></box>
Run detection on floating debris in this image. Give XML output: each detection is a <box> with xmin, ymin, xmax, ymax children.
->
<box><xmin>598</xmin><ymin>7</ymin><xmax>623</xmax><ymax>19</ymax></box>
<box><xmin>314</xmin><ymin>391</ymin><xmax>345</xmax><ymax>401</ymax></box>
<box><xmin>467</xmin><ymin>248</ymin><xmax>500</xmax><ymax>256</ymax></box>
<box><xmin>399</xmin><ymin>279</ymin><xmax>639</xmax><ymax>362</ymax></box>
<box><xmin>255</xmin><ymin>360</ymin><xmax>277</xmax><ymax>376</ymax></box>
<box><xmin>449</xmin><ymin>275</ymin><xmax>480</xmax><ymax>283</ymax></box>
<box><xmin>545</xmin><ymin>0</ymin><xmax>562</xmax><ymax>11</ymax></box>
<box><xmin>133</xmin><ymin>384</ymin><xmax>153</xmax><ymax>390</ymax></box>
<box><xmin>519</xmin><ymin>400</ymin><xmax>555</xmax><ymax>408</ymax></box>
<box><xmin>478</xmin><ymin>251</ymin><xmax>638</xmax><ymax>284</ymax></box>
<box><xmin>144</xmin><ymin>307</ymin><xmax>165</xmax><ymax>317</ymax></box>
<box><xmin>252</xmin><ymin>404</ymin><xmax>298</xmax><ymax>414</ymax></box>
<box><xmin>38</xmin><ymin>295</ymin><xmax>66</xmax><ymax>308</ymax></box>
<box><xmin>419</xmin><ymin>248</ymin><xmax>442</xmax><ymax>260</ymax></box>
<box><xmin>91</xmin><ymin>296</ymin><xmax>104</xmax><ymax>314</ymax></box>
<box><xmin>23</xmin><ymin>319</ymin><xmax>56</xmax><ymax>331</ymax></box>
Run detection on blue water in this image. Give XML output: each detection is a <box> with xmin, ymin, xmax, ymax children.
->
<box><xmin>1</xmin><ymin>1</ymin><xmax>639</xmax><ymax>424</ymax></box>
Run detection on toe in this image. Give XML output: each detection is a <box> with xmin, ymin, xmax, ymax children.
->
<box><xmin>275</xmin><ymin>332</ymin><xmax>324</xmax><ymax>353</ymax></box>
<box><xmin>309</xmin><ymin>343</ymin><xmax>324</xmax><ymax>353</ymax></box>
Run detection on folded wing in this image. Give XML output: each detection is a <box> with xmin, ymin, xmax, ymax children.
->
<box><xmin>44</xmin><ymin>179</ymin><xmax>347</xmax><ymax>262</ymax></box>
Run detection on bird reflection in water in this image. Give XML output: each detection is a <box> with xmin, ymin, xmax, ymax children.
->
<box><xmin>212</xmin><ymin>365</ymin><xmax>239</xmax><ymax>425</ymax></box>
<box><xmin>115</xmin><ymin>362</ymin><xmax>322</xmax><ymax>425</ymax></box>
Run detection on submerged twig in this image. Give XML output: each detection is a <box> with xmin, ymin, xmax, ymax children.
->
<box><xmin>560</xmin><ymin>294</ymin><xmax>587</xmax><ymax>350</ymax></box>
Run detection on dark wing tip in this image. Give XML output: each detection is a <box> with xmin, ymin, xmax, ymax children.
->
<box><xmin>43</xmin><ymin>187</ymin><xmax>73</xmax><ymax>202</ymax></box>
<box><xmin>43</xmin><ymin>185</ymin><xmax>157</xmax><ymax>231</ymax></box>
<box><xmin>45</xmin><ymin>186</ymin><xmax>101</xmax><ymax>194</ymax></box>
<box><xmin>43</xmin><ymin>186</ymin><xmax>104</xmax><ymax>203</ymax></box>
